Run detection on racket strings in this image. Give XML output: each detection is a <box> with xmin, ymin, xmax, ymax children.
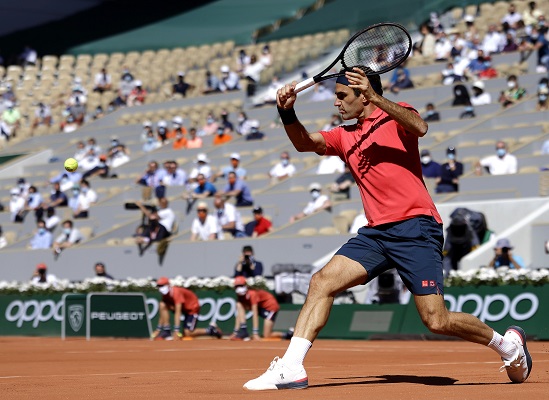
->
<box><xmin>343</xmin><ymin>25</ymin><xmax>410</xmax><ymax>74</ymax></box>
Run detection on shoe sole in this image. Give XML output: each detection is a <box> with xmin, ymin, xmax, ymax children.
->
<box><xmin>244</xmin><ymin>377</ymin><xmax>308</xmax><ymax>391</ymax></box>
<box><xmin>507</xmin><ymin>325</ymin><xmax>533</xmax><ymax>382</ymax></box>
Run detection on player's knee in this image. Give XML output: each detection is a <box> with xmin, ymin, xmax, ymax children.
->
<box><xmin>308</xmin><ymin>271</ymin><xmax>332</xmax><ymax>297</ymax></box>
<box><xmin>421</xmin><ymin>312</ymin><xmax>449</xmax><ymax>335</ymax></box>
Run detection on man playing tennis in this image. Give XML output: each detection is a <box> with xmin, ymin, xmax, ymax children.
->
<box><xmin>243</xmin><ymin>67</ymin><xmax>532</xmax><ymax>390</ymax></box>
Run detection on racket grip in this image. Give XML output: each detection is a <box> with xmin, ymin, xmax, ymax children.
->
<box><xmin>294</xmin><ymin>78</ymin><xmax>316</xmax><ymax>94</ymax></box>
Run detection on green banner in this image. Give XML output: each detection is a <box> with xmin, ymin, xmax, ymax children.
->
<box><xmin>62</xmin><ymin>293</ymin><xmax>86</xmax><ymax>338</ymax></box>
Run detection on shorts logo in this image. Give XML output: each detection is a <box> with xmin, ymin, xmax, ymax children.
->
<box><xmin>68</xmin><ymin>304</ymin><xmax>84</xmax><ymax>332</ymax></box>
<box><xmin>429</xmin><ymin>281</ymin><xmax>436</xmax><ymax>287</ymax></box>
<box><xmin>422</xmin><ymin>280</ymin><xmax>428</xmax><ymax>287</ymax></box>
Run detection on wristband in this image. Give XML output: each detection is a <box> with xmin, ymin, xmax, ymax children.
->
<box><xmin>277</xmin><ymin>107</ymin><xmax>298</xmax><ymax>125</ymax></box>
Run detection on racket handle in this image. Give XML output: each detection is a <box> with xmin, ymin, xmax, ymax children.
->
<box><xmin>294</xmin><ymin>78</ymin><xmax>316</xmax><ymax>94</ymax></box>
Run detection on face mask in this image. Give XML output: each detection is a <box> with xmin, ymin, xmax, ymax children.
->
<box><xmin>88</xmin><ymin>156</ymin><xmax>95</xmax><ymax>161</ymax></box>
<box><xmin>449</xmin><ymin>35</ymin><xmax>456</xmax><ymax>42</ymax></box>
<box><xmin>207</xmin><ymin>118</ymin><xmax>214</xmax><ymax>124</ymax></box>
<box><xmin>158</xmin><ymin>285</ymin><xmax>170</xmax><ymax>295</ymax></box>
<box><xmin>72</xmin><ymin>189</ymin><xmax>80</xmax><ymax>196</ymax></box>
<box><xmin>82</xmin><ymin>188</ymin><xmax>88</xmax><ymax>194</ymax></box>
<box><xmin>281</xmin><ymin>159</ymin><xmax>289</xmax><ymax>166</ymax></box>
<box><xmin>18</xmin><ymin>184</ymin><xmax>25</xmax><ymax>189</ymax></box>
<box><xmin>63</xmin><ymin>228</ymin><xmax>71</xmax><ymax>235</ymax></box>
<box><xmin>251</xmin><ymin>127</ymin><xmax>258</xmax><ymax>134</ymax></box>
<box><xmin>38</xmin><ymin>228</ymin><xmax>46</xmax><ymax>235</ymax></box>
<box><xmin>447</xmin><ymin>153</ymin><xmax>455</xmax><ymax>160</ymax></box>
<box><xmin>217</xmin><ymin>130</ymin><xmax>224</xmax><ymax>136</ymax></box>
<box><xmin>235</xmin><ymin>286</ymin><xmax>248</xmax><ymax>296</ymax></box>
<box><xmin>98</xmin><ymin>162</ymin><xmax>106</xmax><ymax>168</ymax></box>
<box><xmin>51</xmin><ymin>189</ymin><xmax>57</xmax><ymax>195</ymax></box>
<box><xmin>496</xmin><ymin>148</ymin><xmax>506</xmax><ymax>157</ymax></box>
<box><xmin>507</xmin><ymin>81</ymin><xmax>516</xmax><ymax>88</ymax></box>
<box><xmin>176</xmin><ymin>134</ymin><xmax>183</xmax><ymax>140</ymax></box>
<box><xmin>147</xmin><ymin>137</ymin><xmax>154</xmax><ymax>143</ymax></box>
<box><xmin>311</xmin><ymin>190</ymin><xmax>321</xmax><ymax>200</ymax></box>
<box><xmin>111</xmin><ymin>141</ymin><xmax>118</xmax><ymax>147</ymax></box>
<box><xmin>539</xmin><ymin>84</ymin><xmax>548</xmax><ymax>91</ymax></box>
<box><xmin>238</xmin><ymin>117</ymin><xmax>245</xmax><ymax>123</ymax></box>
<box><xmin>426</xmin><ymin>110</ymin><xmax>434</xmax><ymax>116</ymax></box>
<box><xmin>421</xmin><ymin>156</ymin><xmax>431</xmax><ymax>164</ymax></box>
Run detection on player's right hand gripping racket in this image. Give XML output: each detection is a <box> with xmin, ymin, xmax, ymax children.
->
<box><xmin>294</xmin><ymin>22</ymin><xmax>412</xmax><ymax>93</ymax></box>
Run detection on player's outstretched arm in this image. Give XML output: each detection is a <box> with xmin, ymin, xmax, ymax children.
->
<box><xmin>277</xmin><ymin>82</ymin><xmax>326</xmax><ymax>154</ymax></box>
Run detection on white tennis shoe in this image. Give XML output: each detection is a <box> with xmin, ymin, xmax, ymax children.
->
<box><xmin>243</xmin><ymin>357</ymin><xmax>308</xmax><ymax>390</ymax></box>
<box><xmin>499</xmin><ymin>325</ymin><xmax>532</xmax><ymax>383</ymax></box>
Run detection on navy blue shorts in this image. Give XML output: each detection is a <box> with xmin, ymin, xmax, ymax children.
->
<box><xmin>336</xmin><ymin>216</ymin><xmax>444</xmax><ymax>295</ymax></box>
<box><xmin>180</xmin><ymin>313</ymin><xmax>198</xmax><ymax>331</ymax></box>
<box><xmin>259</xmin><ymin>308</ymin><xmax>278</xmax><ymax>322</ymax></box>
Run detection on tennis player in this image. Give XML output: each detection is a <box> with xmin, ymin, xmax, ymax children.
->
<box><xmin>243</xmin><ymin>68</ymin><xmax>532</xmax><ymax>390</ymax></box>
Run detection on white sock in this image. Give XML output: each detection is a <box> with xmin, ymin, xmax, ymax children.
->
<box><xmin>488</xmin><ymin>330</ymin><xmax>518</xmax><ymax>360</ymax></box>
<box><xmin>282</xmin><ymin>337</ymin><xmax>312</xmax><ymax>367</ymax></box>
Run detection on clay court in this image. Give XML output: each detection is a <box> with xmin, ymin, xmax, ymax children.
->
<box><xmin>0</xmin><ymin>337</ymin><xmax>547</xmax><ymax>400</ymax></box>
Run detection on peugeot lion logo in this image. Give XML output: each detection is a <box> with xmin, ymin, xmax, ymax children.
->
<box><xmin>68</xmin><ymin>305</ymin><xmax>84</xmax><ymax>332</ymax></box>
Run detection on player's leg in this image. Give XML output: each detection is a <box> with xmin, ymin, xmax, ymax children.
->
<box><xmin>152</xmin><ymin>301</ymin><xmax>171</xmax><ymax>339</ymax></box>
<box><xmin>183</xmin><ymin>314</ymin><xmax>222</xmax><ymax>338</ymax></box>
<box><xmin>231</xmin><ymin>302</ymin><xmax>250</xmax><ymax>340</ymax></box>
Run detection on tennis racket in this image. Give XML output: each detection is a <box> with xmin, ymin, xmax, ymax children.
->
<box><xmin>294</xmin><ymin>22</ymin><xmax>412</xmax><ymax>93</ymax></box>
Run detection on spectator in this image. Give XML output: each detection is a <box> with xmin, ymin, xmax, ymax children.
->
<box><xmin>244</xmin><ymin>206</ymin><xmax>273</xmax><ymax>237</ymax></box>
<box><xmin>329</xmin><ymin>164</ymin><xmax>355</xmax><ymax>200</ymax></box>
<box><xmin>86</xmin><ymin>137</ymin><xmax>101</xmax><ymax>154</ymax></box>
<box><xmin>442</xmin><ymin>214</ymin><xmax>480</xmax><ymax>273</ymax></box>
<box><xmin>423</xmin><ymin>103</ymin><xmax>440</xmax><ymax>122</ymax></box>
<box><xmin>236</xmin><ymin>112</ymin><xmax>254</xmax><ymax>136</ymax></box>
<box><xmin>127</xmin><ymin>80</ymin><xmax>147</xmax><ymax>106</ymax></box>
<box><xmin>215</xmin><ymin>153</ymin><xmax>247</xmax><ymax>181</ymax></box>
<box><xmin>3</xmin><ymin>83</ymin><xmax>17</xmax><ymax>103</ymax></box>
<box><xmin>71</xmin><ymin>180</ymin><xmax>98</xmax><ymax>219</ymax></box>
<box><xmin>29</xmin><ymin>220</ymin><xmax>53</xmax><ymax>250</ymax></box>
<box><xmin>236</xmin><ymin>49</ymin><xmax>251</xmax><ymax>73</ymax></box>
<box><xmin>51</xmin><ymin>169</ymin><xmax>82</xmax><ymax>192</ymax></box>
<box><xmin>452</xmin><ymin>83</ymin><xmax>472</xmax><ymax>106</ymax></box>
<box><xmin>502</xmin><ymin>32</ymin><xmax>519</xmax><ymax>53</ymax></box>
<box><xmin>172</xmin><ymin>71</ymin><xmax>192</xmax><ymax>97</ymax></box>
<box><xmin>136</xmin><ymin>161</ymin><xmax>165</xmax><ymax>200</ymax></box>
<box><xmin>310</xmin><ymin>83</ymin><xmax>335</xmax><ymax>102</ymax></box>
<box><xmin>420</xmin><ymin>149</ymin><xmax>441</xmax><ymax>179</ymax></box>
<box><xmin>31</xmin><ymin>263</ymin><xmax>58</xmax><ymax>286</ymax></box>
<box><xmin>186</xmin><ymin>128</ymin><xmax>203</xmax><ymax>149</ymax></box>
<box><xmin>93</xmin><ymin>68</ymin><xmax>112</xmax><ymax>93</ymax></box>
<box><xmin>161</xmin><ymin>160</ymin><xmax>187</xmax><ymax>187</ymax></box>
<box><xmin>25</xmin><ymin>185</ymin><xmax>43</xmax><ymax>221</ymax></box>
<box><xmin>79</xmin><ymin>148</ymin><xmax>100</xmax><ymax>173</ymax></box>
<box><xmin>243</xmin><ymin>54</ymin><xmax>265</xmax><ymax>97</ymax></box>
<box><xmin>269</xmin><ymin>151</ymin><xmax>296</xmax><ymax>181</ymax></box>
<box><xmin>234</xmin><ymin>245</ymin><xmax>264</xmax><ymax>278</ymax></box>
<box><xmin>470</xmin><ymin>81</ymin><xmax>492</xmax><ymax>106</ymax></box>
<box><xmin>476</xmin><ymin>141</ymin><xmax>518</xmax><ymax>175</ymax></box>
<box><xmin>106</xmin><ymin>137</ymin><xmax>130</xmax><ymax>168</ymax></box>
<box><xmin>448</xmin><ymin>30</ymin><xmax>467</xmax><ymax>59</ymax></box>
<box><xmin>262</xmin><ymin>76</ymin><xmax>282</xmax><ymax>105</ymax></box>
<box><xmin>67</xmin><ymin>88</ymin><xmax>87</xmax><ymax>125</ymax></box>
<box><xmin>156</xmin><ymin>120</ymin><xmax>168</xmax><ymax>143</ymax></box>
<box><xmin>482</xmin><ymin>24</ymin><xmax>505</xmax><ymax>55</ymax></box>
<box><xmin>167</xmin><ymin>116</ymin><xmax>187</xmax><ymax>140</ymax></box>
<box><xmin>0</xmin><ymin>119</ymin><xmax>12</xmax><ymax>141</ymax></box>
<box><xmin>219</xmin><ymin>109</ymin><xmax>234</xmax><ymax>132</ymax></box>
<box><xmin>44</xmin><ymin>207</ymin><xmax>60</xmax><ymax>233</ymax></box>
<box><xmin>212</xmin><ymin>125</ymin><xmax>233</xmax><ymax>146</ymax></box>
<box><xmin>202</xmin><ymin>70</ymin><xmax>221</xmax><ymax>94</ymax></box>
<box><xmin>219</xmin><ymin>65</ymin><xmax>241</xmax><ymax>92</ymax></box>
<box><xmin>14</xmin><ymin>177</ymin><xmax>30</xmax><ymax>198</ymax></box>
<box><xmin>135</xmin><ymin>198</ymin><xmax>175</xmax><ymax>235</ymax></box>
<box><xmin>172</xmin><ymin>128</ymin><xmax>188</xmax><ymax>150</ymax></box>
<box><xmin>82</xmin><ymin>154</ymin><xmax>110</xmax><ymax>179</ymax></box>
<box><xmin>0</xmin><ymin>225</ymin><xmax>7</xmax><ymax>249</ymax></box>
<box><xmin>499</xmin><ymin>75</ymin><xmax>526</xmax><ymax>108</ymax></box>
<box><xmin>489</xmin><ymin>238</ymin><xmax>525</xmax><ymax>269</ymax></box>
<box><xmin>214</xmin><ymin>195</ymin><xmax>246</xmax><ymax>239</ymax></box>
<box><xmin>530</xmin><ymin>25</ymin><xmax>549</xmax><ymax>73</ymax></box>
<box><xmin>436</xmin><ymin>146</ymin><xmax>464</xmax><ymax>193</ymax></box>
<box><xmin>73</xmin><ymin>141</ymin><xmax>87</xmax><ymax>162</ymax></box>
<box><xmin>186</xmin><ymin>173</ymin><xmax>217</xmax><ymax>200</ymax></box>
<box><xmin>53</xmin><ymin>220</ymin><xmax>83</xmax><ymax>259</ymax></box>
<box><xmin>501</xmin><ymin>3</ymin><xmax>522</xmax><ymax>31</ymax></box>
<box><xmin>222</xmin><ymin>172</ymin><xmax>253</xmax><ymax>207</ymax></box>
<box><xmin>142</xmin><ymin>130</ymin><xmax>161</xmax><ymax>152</ymax></box>
<box><xmin>188</xmin><ymin>153</ymin><xmax>212</xmax><ymax>183</ymax></box>
<box><xmin>537</xmin><ymin>77</ymin><xmax>549</xmax><ymax>111</ymax></box>
<box><xmin>523</xmin><ymin>2</ymin><xmax>543</xmax><ymax>27</ymax></box>
<box><xmin>290</xmin><ymin>182</ymin><xmax>332</xmax><ymax>223</ymax></box>
<box><xmin>190</xmin><ymin>202</ymin><xmax>219</xmax><ymax>241</ymax></box>
<box><xmin>31</xmin><ymin>102</ymin><xmax>52</xmax><ymax>132</ymax></box>
<box><xmin>198</xmin><ymin>114</ymin><xmax>219</xmax><ymax>137</ymax></box>
<box><xmin>245</xmin><ymin>120</ymin><xmax>265</xmax><ymax>141</ymax></box>
<box><xmin>441</xmin><ymin>62</ymin><xmax>465</xmax><ymax>86</ymax></box>
<box><xmin>466</xmin><ymin>49</ymin><xmax>490</xmax><ymax>75</ymax></box>
<box><xmin>2</xmin><ymin>101</ymin><xmax>21</xmax><ymax>137</ymax></box>
<box><xmin>415</xmin><ymin>24</ymin><xmax>436</xmax><ymax>58</ymax></box>
<box><xmin>316</xmin><ymin>155</ymin><xmax>345</xmax><ymax>175</ymax></box>
<box><xmin>94</xmin><ymin>262</ymin><xmax>114</xmax><ymax>280</ymax></box>
<box><xmin>259</xmin><ymin>44</ymin><xmax>273</xmax><ymax>67</ymax></box>
<box><xmin>388</xmin><ymin>65</ymin><xmax>414</xmax><ymax>94</ymax></box>
<box><xmin>113</xmin><ymin>73</ymin><xmax>135</xmax><ymax>107</ymax></box>
<box><xmin>135</xmin><ymin>210</ymin><xmax>170</xmax><ymax>256</ymax></box>
<box><xmin>322</xmin><ymin>113</ymin><xmax>343</xmax><ymax>131</ymax></box>
<box><xmin>9</xmin><ymin>188</ymin><xmax>26</xmax><ymax>222</ymax></box>
<box><xmin>464</xmin><ymin>14</ymin><xmax>479</xmax><ymax>44</ymax></box>
<box><xmin>434</xmin><ymin>32</ymin><xmax>452</xmax><ymax>61</ymax></box>
<box><xmin>19</xmin><ymin>45</ymin><xmax>37</xmax><ymax>66</ymax></box>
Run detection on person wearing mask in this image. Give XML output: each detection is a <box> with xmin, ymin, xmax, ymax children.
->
<box><xmin>536</xmin><ymin>77</ymin><xmax>548</xmax><ymax>111</ymax></box>
<box><xmin>322</xmin><ymin>113</ymin><xmax>343</xmax><ymax>131</ymax></box>
<box><xmin>142</xmin><ymin>131</ymin><xmax>161</xmax><ymax>152</ymax></box>
<box><xmin>219</xmin><ymin>65</ymin><xmax>241</xmax><ymax>92</ymax></box>
<box><xmin>52</xmin><ymin>220</ymin><xmax>83</xmax><ymax>259</ymax></box>
<box><xmin>470</xmin><ymin>81</ymin><xmax>492</xmax><ymax>106</ymax></box>
<box><xmin>9</xmin><ymin>188</ymin><xmax>26</xmax><ymax>222</ymax></box>
<box><xmin>420</xmin><ymin>149</ymin><xmax>441</xmax><ymax>179</ymax></box>
<box><xmin>245</xmin><ymin>120</ymin><xmax>265</xmax><ymax>141</ymax></box>
<box><xmin>489</xmin><ymin>238</ymin><xmax>525</xmax><ymax>269</ymax></box>
<box><xmin>290</xmin><ymin>183</ymin><xmax>331</xmax><ymax>223</ymax></box>
<box><xmin>222</xmin><ymin>172</ymin><xmax>254</xmax><ymax>207</ymax></box>
<box><xmin>212</xmin><ymin>125</ymin><xmax>233</xmax><ymax>146</ymax></box>
<box><xmin>422</xmin><ymin>103</ymin><xmax>440</xmax><ymax>122</ymax></box>
<box><xmin>436</xmin><ymin>147</ymin><xmax>464</xmax><ymax>193</ymax></box>
<box><xmin>499</xmin><ymin>75</ymin><xmax>526</xmax><ymax>108</ymax></box>
<box><xmin>186</xmin><ymin>128</ymin><xmax>203</xmax><ymax>149</ymax></box>
<box><xmin>172</xmin><ymin>72</ymin><xmax>192</xmax><ymax>97</ymax></box>
<box><xmin>476</xmin><ymin>141</ymin><xmax>518</xmax><ymax>175</ymax></box>
<box><xmin>236</xmin><ymin>112</ymin><xmax>254</xmax><ymax>136</ymax></box>
<box><xmin>29</xmin><ymin>220</ymin><xmax>53</xmax><ymax>249</ymax></box>
<box><xmin>269</xmin><ymin>151</ymin><xmax>296</xmax><ymax>181</ymax></box>
<box><xmin>156</xmin><ymin>120</ymin><xmax>169</xmax><ymax>143</ymax></box>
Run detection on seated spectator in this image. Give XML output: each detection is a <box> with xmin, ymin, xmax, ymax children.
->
<box><xmin>466</xmin><ymin>50</ymin><xmax>490</xmax><ymax>75</ymax></box>
<box><xmin>9</xmin><ymin>188</ymin><xmax>26</xmax><ymax>222</ymax></box>
<box><xmin>67</xmin><ymin>89</ymin><xmax>87</xmax><ymax>125</ymax></box>
<box><xmin>25</xmin><ymin>185</ymin><xmax>43</xmax><ymax>222</ymax></box>
<box><xmin>29</xmin><ymin>220</ymin><xmax>53</xmax><ymax>249</ymax></box>
<box><xmin>135</xmin><ymin>161</ymin><xmax>166</xmax><ymax>200</ymax></box>
<box><xmin>219</xmin><ymin>65</ymin><xmax>241</xmax><ymax>92</ymax></box>
<box><xmin>80</xmin><ymin>148</ymin><xmax>101</xmax><ymax>172</ymax></box>
<box><xmin>222</xmin><ymin>172</ymin><xmax>253</xmax><ymax>207</ymax></box>
<box><xmin>236</xmin><ymin>49</ymin><xmax>251</xmax><ymax>73</ymax></box>
<box><xmin>523</xmin><ymin>1</ymin><xmax>543</xmax><ymax>28</ymax></box>
<box><xmin>423</xmin><ymin>103</ymin><xmax>441</xmax><ymax>122</ymax></box>
<box><xmin>420</xmin><ymin>149</ymin><xmax>441</xmax><ymax>179</ymax></box>
<box><xmin>529</xmin><ymin>25</ymin><xmax>549</xmax><ymax>72</ymax></box>
<box><xmin>51</xmin><ymin>170</ymin><xmax>82</xmax><ymax>192</ymax></box>
<box><xmin>442</xmin><ymin>214</ymin><xmax>480</xmax><ymax>273</ymax></box>
<box><xmin>414</xmin><ymin>24</ymin><xmax>435</xmax><ymax>58</ymax></box>
<box><xmin>53</xmin><ymin>220</ymin><xmax>83</xmax><ymax>259</ymax></box>
<box><xmin>388</xmin><ymin>66</ymin><xmax>414</xmax><ymax>94</ymax></box>
<box><xmin>434</xmin><ymin>32</ymin><xmax>452</xmax><ymax>61</ymax></box>
<box><xmin>245</xmin><ymin>120</ymin><xmax>265</xmax><ymax>141</ymax></box>
<box><xmin>2</xmin><ymin>101</ymin><xmax>21</xmax><ymax>137</ymax></box>
<box><xmin>436</xmin><ymin>146</ymin><xmax>464</xmax><ymax>193</ymax></box>
<box><xmin>214</xmin><ymin>195</ymin><xmax>246</xmax><ymax>239</ymax></box>
<box><xmin>536</xmin><ymin>77</ymin><xmax>548</xmax><ymax>111</ymax></box>
<box><xmin>310</xmin><ymin>83</ymin><xmax>335</xmax><ymax>102</ymax></box>
<box><xmin>448</xmin><ymin>30</ymin><xmax>467</xmax><ymax>59</ymax></box>
<box><xmin>135</xmin><ymin>210</ymin><xmax>170</xmax><ymax>256</ymax></box>
<box><xmin>113</xmin><ymin>73</ymin><xmax>135</xmax><ymax>107</ymax></box>
<box><xmin>233</xmin><ymin>245</ymin><xmax>264</xmax><ymax>278</ymax></box>
<box><xmin>94</xmin><ymin>262</ymin><xmax>114</xmax><ymax>279</ymax></box>
<box><xmin>441</xmin><ymin>62</ymin><xmax>465</xmax><ymax>86</ymax></box>
<box><xmin>236</xmin><ymin>112</ymin><xmax>254</xmax><ymax>136</ymax></box>
<box><xmin>212</xmin><ymin>126</ymin><xmax>233</xmax><ymax>146</ymax></box>
<box><xmin>86</xmin><ymin>137</ymin><xmax>101</xmax><ymax>154</ymax></box>
<box><xmin>172</xmin><ymin>72</ymin><xmax>193</xmax><ymax>97</ymax></box>
<box><xmin>476</xmin><ymin>141</ymin><xmax>517</xmax><ymax>175</ymax></box>
<box><xmin>188</xmin><ymin>154</ymin><xmax>212</xmax><ymax>184</ymax></box>
<box><xmin>489</xmin><ymin>238</ymin><xmax>525</xmax><ymax>269</ymax></box>
<box><xmin>349</xmin><ymin>212</ymin><xmax>368</xmax><ymax>233</ymax></box>
<box><xmin>501</xmin><ymin>3</ymin><xmax>522</xmax><ymax>31</ymax></box>
<box><xmin>203</xmin><ymin>70</ymin><xmax>221</xmax><ymax>94</ymax></box>
<box><xmin>31</xmin><ymin>102</ymin><xmax>52</xmax><ymax>132</ymax></box>
<box><xmin>322</xmin><ymin>113</ymin><xmax>343</xmax><ymax>131</ymax></box>
<box><xmin>452</xmin><ymin>84</ymin><xmax>472</xmax><ymax>106</ymax></box>
<box><xmin>31</xmin><ymin>263</ymin><xmax>58</xmax><ymax>286</ymax></box>
<box><xmin>470</xmin><ymin>81</ymin><xmax>492</xmax><ymax>106</ymax></box>
<box><xmin>106</xmin><ymin>138</ymin><xmax>130</xmax><ymax>169</ymax></box>
<box><xmin>135</xmin><ymin>198</ymin><xmax>175</xmax><ymax>235</ymax></box>
<box><xmin>190</xmin><ymin>202</ymin><xmax>219</xmax><ymax>241</ymax></box>
<box><xmin>172</xmin><ymin>129</ymin><xmax>188</xmax><ymax>149</ymax></box>
<box><xmin>44</xmin><ymin>207</ymin><xmax>60</xmax><ymax>232</ymax></box>
<box><xmin>482</xmin><ymin>24</ymin><xmax>505</xmax><ymax>55</ymax></box>
<box><xmin>498</xmin><ymin>75</ymin><xmax>527</xmax><ymax>108</ymax></box>
<box><xmin>186</xmin><ymin>128</ymin><xmax>203</xmax><ymax>149</ymax></box>
<box><xmin>219</xmin><ymin>109</ymin><xmax>234</xmax><ymax>132</ymax></box>
<box><xmin>329</xmin><ymin>164</ymin><xmax>355</xmax><ymax>200</ymax></box>
<box><xmin>73</xmin><ymin>141</ymin><xmax>87</xmax><ymax>162</ymax></box>
<box><xmin>156</xmin><ymin>120</ymin><xmax>168</xmax><ymax>143</ymax></box>
<box><xmin>262</xmin><ymin>76</ymin><xmax>282</xmax><ymax>105</ymax></box>
<box><xmin>243</xmin><ymin>54</ymin><xmax>265</xmax><ymax>97</ymax></box>
<box><xmin>198</xmin><ymin>114</ymin><xmax>219</xmax><ymax>137</ymax></box>
<box><xmin>93</xmin><ymin>68</ymin><xmax>112</xmax><ymax>93</ymax></box>
<box><xmin>185</xmin><ymin>173</ymin><xmax>217</xmax><ymax>201</ymax></box>
<box><xmin>316</xmin><ymin>156</ymin><xmax>345</xmax><ymax>175</ymax></box>
<box><xmin>71</xmin><ymin>180</ymin><xmax>98</xmax><ymax>219</ymax></box>
<box><xmin>269</xmin><ymin>151</ymin><xmax>296</xmax><ymax>181</ymax></box>
<box><xmin>215</xmin><ymin>153</ymin><xmax>247</xmax><ymax>181</ymax></box>
<box><xmin>290</xmin><ymin>183</ymin><xmax>332</xmax><ymax>223</ymax></box>
<box><xmin>260</xmin><ymin>44</ymin><xmax>273</xmax><ymax>67</ymax></box>
<box><xmin>0</xmin><ymin>225</ymin><xmax>7</xmax><ymax>249</ymax></box>
<box><xmin>161</xmin><ymin>160</ymin><xmax>187</xmax><ymax>187</ymax></box>
<box><xmin>244</xmin><ymin>206</ymin><xmax>273</xmax><ymax>237</ymax></box>
<box><xmin>502</xmin><ymin>33</ymin><xmax>519</xmax><ymax>53</ymax></box>
<box><xmin>82</xmin><ymin>154</ymin><xmax>110</xmax><ymax>180</ymax></box>
<box><xmin>143</xmin><ymin>131</ymin><xmax>162</xmax><ymax>152</ymax></box>
<box><xmin>127</xmin><ymin>80</ymin><xmax>147</xmax><ymax>106</ymax></box>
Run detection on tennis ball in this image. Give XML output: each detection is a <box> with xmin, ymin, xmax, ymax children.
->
<box><xmin>64</xmin><ymin>158</ymin><xmax>78</xmax><ymax>172</ymax></box>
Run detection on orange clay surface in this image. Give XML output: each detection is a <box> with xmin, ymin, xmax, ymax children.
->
<box><xmin>0</xmin><ymin>337</ymin><xmax>547</xmax><ymax>400</ymax></box>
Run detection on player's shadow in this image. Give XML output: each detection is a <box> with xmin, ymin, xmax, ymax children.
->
<box><xmin>311</xmin><ymin>375</ymin><xmax>458</xmax><ymax>388</ymax></box>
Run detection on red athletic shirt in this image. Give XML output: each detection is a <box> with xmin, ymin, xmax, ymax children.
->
<box><xmin>320</xmin><ymin>102</ymin><xmax>442</xmax><ymax>227</ymax></box>
<box><xmin>238</xmin><ymin>289</ymin><xmax>280</xmax><ymax>312</ymax></box>
<box><xmin>162</xmin><ymin>287</ymin><xmax>200</xmax><ymax>314</ymax></box>
<box><xmin>254</xmin><ymin>217</ymin><xmax>272</xmax><ymax>236</ymax></box>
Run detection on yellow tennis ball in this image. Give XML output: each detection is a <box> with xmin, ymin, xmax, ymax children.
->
<box><xmin>64</xmin><ymin>158</ymin><xmax>78</xmax><ymax>172</ymax></box>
